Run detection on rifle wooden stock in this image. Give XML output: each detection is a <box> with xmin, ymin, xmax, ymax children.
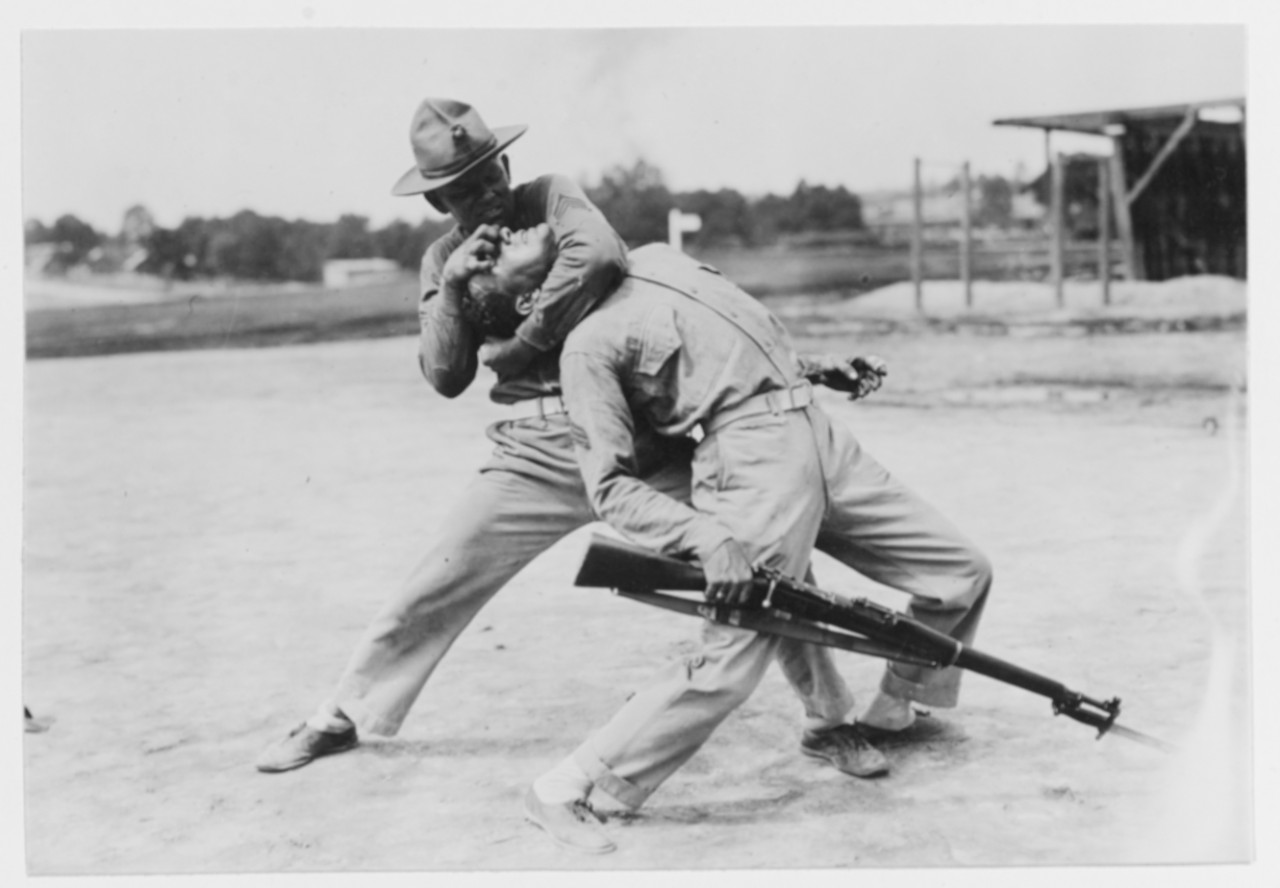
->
<box><xmin>575</xmin><ymin>533</ymin><xmax>707</xmax><ymax>592</ymax></box>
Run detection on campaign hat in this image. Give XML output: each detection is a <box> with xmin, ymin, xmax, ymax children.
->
<box><xmin>391</xmin><ymin>98</ymin><xmax>527</xmax><ymax>196</ymax></box>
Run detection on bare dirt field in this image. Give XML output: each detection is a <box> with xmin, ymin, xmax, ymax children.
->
<box><xmin>20</xmin><ymin>282</ymin><xmax>1251</xmax><ymax>876</ymax></box>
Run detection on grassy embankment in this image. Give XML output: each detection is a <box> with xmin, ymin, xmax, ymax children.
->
<box><xmin>23</xmin><ymin>239</ymin><xmax>1136</xmax><ymax>359</ymax></box>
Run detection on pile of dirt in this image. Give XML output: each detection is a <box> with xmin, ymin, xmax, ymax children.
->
<box><xmin>836</xmin><ymin>276</ymin><xmax>1247</xmax><ymax>321</ymax></box>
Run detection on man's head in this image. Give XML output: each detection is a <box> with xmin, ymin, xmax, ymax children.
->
<box><xmin>390</xmin><ymin>98</ymin><xmax>527</xmax><ymax>230</ymax></box>
<box><xmin>462</xmin><ymin>224</ymin><xmax>556</xmax><ymax>338</ymax></box>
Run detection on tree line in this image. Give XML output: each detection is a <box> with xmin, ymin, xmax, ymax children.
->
<box><xmin>583</xmin><ymin>160</ymin><xmax>866</xmax><ymax>248</ymax></box>
<box><xmin>25</xmin><ymin>160</ymin><xmax>1027</xmax><ymax>284</ymax></box>
<box><xmin>24</xmin><ymin>208</ymin><xmax>452</xmax><ymax>284</ymax></box>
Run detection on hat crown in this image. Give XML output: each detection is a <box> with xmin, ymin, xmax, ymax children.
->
<box><xmin>409</xmin><ymin>98</ymin><xmax>499</xmax><ymax>180</ymax></box>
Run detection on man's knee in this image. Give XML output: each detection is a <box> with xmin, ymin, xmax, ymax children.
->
<box><xmin>920</xmin><ymin>543</ymin><xmax>993</xmax><ymax>612</ymax></box>
<box><xmin>965</xmin><ymin>546</ymin><xmax>994</xmax><ymax>598</ymax></box>
<box><xmin>945</xmin><ymin>544</ymin><xmax>994</xmax><ymax>612</ymax></box>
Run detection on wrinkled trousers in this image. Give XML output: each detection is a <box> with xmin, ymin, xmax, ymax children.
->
<box><xmin>572</xmin><ymin>406</ymin><xmax>993</xmax><ymax>809</ymax></box>
<box><xmin>327</xmin><ymin>414</ymin><xmax>854</xmax><ymax>736</ymax></box>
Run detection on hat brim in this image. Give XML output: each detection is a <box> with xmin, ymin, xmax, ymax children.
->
<box><xmin>391</xmin><ymin>124</ymin><xmax>528</xmax><ymax>197</ymax></box>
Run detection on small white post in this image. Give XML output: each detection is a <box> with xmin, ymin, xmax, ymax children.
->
<box><xmin>668</xmin><ymin>209</ymin><xmax>703</xmax><ymax>252</ymax></box>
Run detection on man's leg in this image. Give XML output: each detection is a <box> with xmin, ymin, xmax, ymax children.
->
<box><xmin>809</xmin><ymin>409</ymin><xmax>994</xmax><ymax>722</ymax></box>
<box><xmin>558</xmin><ymin>412</ymin><xmax>832</xmax><ymax>810</ymax></box>
<box><xmin>640</xmin><ymin>435</ymin><xmax>869</xmax><ymax>768</ymax></box>
<box><xmin>257</xmin><ymin>418</ymin><xmax>595</xmax><ymax>771</ymax></box>
<box><xmin>644</xmin><ymin>436</ymin><xmax>860</xmax><ymax>734</ymax></box>
<box><xmin>328</xmin><ymin>465</ymin><xmax>595</xmax><ymax>736</ymax></box>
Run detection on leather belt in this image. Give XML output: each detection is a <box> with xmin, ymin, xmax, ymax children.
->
<box><xmin>701</xmin><ymin>380</ymin><xmax>814</xmax><ymax>437</ymax></box>
<box><xmin>511</xmin><ymin>394</ymin><xmax>567</xmax><ymax>421</ymax></box>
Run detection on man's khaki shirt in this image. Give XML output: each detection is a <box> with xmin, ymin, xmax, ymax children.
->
<box><xmin>560</xmin><ymin>243</ymin><xmax>805</xmax><ymax>562</ymax></box>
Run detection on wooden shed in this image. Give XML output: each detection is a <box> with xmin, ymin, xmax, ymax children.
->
<box><xmin>994</xmin><ymin>98</ymin><xmax>1246</xmax><ymax>281</ymax></box>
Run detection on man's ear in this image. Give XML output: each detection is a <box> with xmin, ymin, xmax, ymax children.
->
<box><xmin>499</xmin><ymin>154</ymin><xmax>512</xmax><ymax>181</ymax></box>
<box><xmin>424</xmin><ymin>192</ymin><xmax>447</xmax><ymax>215</ymax></box>
<box><xmin>514</xmin><ymin>289</ymin><xmax>538</xmax><ymax>317</ymax></box>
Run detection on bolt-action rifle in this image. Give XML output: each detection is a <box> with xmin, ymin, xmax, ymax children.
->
<box><xmin>575</xmin><ymin>534</ymin><xmax>1171</xmax><ymax>752</ymax></box>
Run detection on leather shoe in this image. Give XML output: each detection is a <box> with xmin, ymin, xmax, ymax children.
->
<box><xmin>523</xmin><ymin>787</ymin><xmax>616</xmax><ymax>855</ymax></box>
<box><xmin>801</xmin><ymin>723</ymin><xmax>890</xmax><ymax>778</ymax></box>
<box><xmin>256</xmin><ymin>722</ymin><xmax>358</xmax><ymax>773</ymax></box>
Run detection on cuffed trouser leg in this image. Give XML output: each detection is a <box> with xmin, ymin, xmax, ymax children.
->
<box><xmin>576</xmin><ymin>411</ymin><xmax>828</xmax><ymax>807</ymax></box>
<box><xmin>574</xmin><ymin>623</ymin><xmax>783</xmax><ymax>808</ymax></box>
<box><xmin>810</xmin><ymin>410</ymin><xmax>994</xmax><ymax>709</ymax></box>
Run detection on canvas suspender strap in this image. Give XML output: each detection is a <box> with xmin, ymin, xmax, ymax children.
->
<box><xmin>625</xmin><ymin>270</ymin><xmax>801</xmax><ymax>385</ymax></box>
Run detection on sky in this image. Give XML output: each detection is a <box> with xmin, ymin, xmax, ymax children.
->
<box><xmin>17</xmin><ymin>19</ymin><xmax>1247</xmax><ymax>234</ymax></box>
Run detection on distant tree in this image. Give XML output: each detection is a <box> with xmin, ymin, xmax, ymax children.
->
<box><xmin>751</xmin><ymin>193</ymin><xmax>791</xmax><ymax>242</ymax></box>
<box><xmin>372</xmin><ymin>220</ymin><xmax>419</xmax><ymax>268</ymax></box>
<box><xmin>584</xmin><ymin>159</ymin><xmax>673</xmax><ymax>246</ymax></box>
<box><xmin>786</xmin><ymin>181</ymin><xmax>864</xmax><ymax>232</ymax></box>
<box><xmin>49</xmin><ymin>214</ymin><xmax>102</xmax><ymax>261</ymax></box>
<box><xmin>32</xmin><ymin>214</ymin><xmax>104</xmax><ymax>271</ymax></box>
<box><xmin>138</xmin><ymin>227</ymin><xmax>193</xmax><ymax>279</ymax></box>
<box><xmin>748</xmin><ymin>181</ymin><xmax>864</xmax><ymax>239</ymax></box>
<box><xmin>676</xmin><ymin>189</ymin><xmax>756</xmax><ymax>247</ymax></box>
<box><xmin>120</xmin><ymin>205</ymin><xmax>156</xmax><ymax>247</ymax></box>
<box><xmin>328</xmin><ymin>214</ymin><xmax>377</xmax><ymax>260</ymax></box>
<box><xmin>205</xmin><ymin>211</ymin><xmax>291</xmax><ymax>280</ymax></box>
<box><xmin>372</xmin><ymin>217</ymin><xmax>452</xmax><ymax>269</ymax></box>
<box><xmin>280</xmin><ymin>219</ymin><xmax>329</xmax><ymax>282</ymax></box>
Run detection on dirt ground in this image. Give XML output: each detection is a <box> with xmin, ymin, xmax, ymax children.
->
<box><xmin>20</xmin><ymin>302</ymin><xmax>1251</xmax><ymax>875</ymax></box>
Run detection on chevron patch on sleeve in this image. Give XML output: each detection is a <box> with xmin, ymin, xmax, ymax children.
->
<box><xmin>553</xmin><ymin>193</ymin><xmax>592</xmax><ymax>222</ymax></box>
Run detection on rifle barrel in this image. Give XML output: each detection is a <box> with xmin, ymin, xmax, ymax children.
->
<box><xmin>954</xmin><ymin>647</ymin><xmax>1071</xmax><ymax>702</ymax></box>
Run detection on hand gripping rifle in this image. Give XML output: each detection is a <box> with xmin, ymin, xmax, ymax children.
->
<box><xmin>575</xmin><ymin>534</ymin><xmax>1171</xmax><ymax>752</ymax></box>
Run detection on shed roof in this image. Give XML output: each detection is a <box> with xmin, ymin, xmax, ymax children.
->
<box><xmin>993</xmin><ymin>98</ymin><xmax>1244</xmax><ymax>135</ymax></box>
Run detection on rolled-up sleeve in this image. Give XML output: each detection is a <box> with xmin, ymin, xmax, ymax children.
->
<box><xmin>416</xmin><ymin>238</ymin><xmax>479</xmax><ymax>398</ymax></box>
<box><xmin>561</xmin><ymin>348</ymin><xmax>735</xmax><ymax>563</ymax></box>
<box><xmin>515</xmin><ymin>177</ymin><xmax>627</xmax><ymax>353</ymax></box>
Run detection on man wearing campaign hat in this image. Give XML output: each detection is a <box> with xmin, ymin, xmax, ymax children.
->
<box><xmin>391</xmin><ymin>97</ymin><xmax>629</xmax><ymax>390</ymax></box>
<box><xmin>256</xmin><ymin>99</ymin><xmax>891</xmax><ymax>786</ymax></box>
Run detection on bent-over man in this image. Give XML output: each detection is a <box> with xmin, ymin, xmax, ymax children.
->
<box><xmin>462</xmin><ymin>231</ymin><xmax>992</xmax><ymax>854</ymax></box>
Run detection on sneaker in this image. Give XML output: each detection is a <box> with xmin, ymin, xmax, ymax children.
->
<box><xmin>255</xmin><ymin>722</ymin><xmax>358</xmax><ymax>773</ymax></box>
<box><xmin>523</xmin><ymin>787</ymin><xmax>617</xmax><ymax>855</ymax></box>
<box><xmin>801</xmin><ymin>723</ymin><xmax>890</xmax><ymax>778</ymax></box>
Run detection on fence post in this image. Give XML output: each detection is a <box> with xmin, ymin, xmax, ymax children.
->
<box><xmin>1107</xmin><ymin>132</ymin><xmax>1141</xmax><ymax>281</ymax></box>
<box><xmin>1098</xmin><ymin>157</ymin><xmax>1112</xmax><ymax>305</ymax></box>
<box><xmin>1051</xmin><ymin>151</ymin><xmax>1065</xmax><ymax>309</ymax></box>
<box><xmin>960</xmin><ymin>161</ymin><xmax>973</xmax><ymax>308</ymax></box>
<box><xmin>912</xmin><ymin>157</ymin><xmax>923</xmax><ymax>313</ymax></box>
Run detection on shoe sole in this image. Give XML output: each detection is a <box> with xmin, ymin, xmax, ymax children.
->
<box><xmin>800</xmin><ymin>743</ymin><xmax>890</xmax><ymax>779</ymax></box>
<box><xmin>522</xmin><ymin>796</ymin><xmax>617</xmax><ymax>855</ymax></box>
<box><xmin>853</xmin><ymin>714</ymin><xmax>946</xmax><ymax>749</ymax></box>
<box><xmin>255</xmin><ymin>736</ymin><xmax>359</xmax><ymax>773</ymax></box>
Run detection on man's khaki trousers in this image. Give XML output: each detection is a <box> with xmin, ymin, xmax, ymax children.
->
<box><xmin>327</xmin><ymin>415</ymin><xmax>856</xmax><ymax>737</ymax></box>
<box><xmin>573</xmin><ymin>406</ymin><xmax>992</xmax><ymax>809</ymax></box>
